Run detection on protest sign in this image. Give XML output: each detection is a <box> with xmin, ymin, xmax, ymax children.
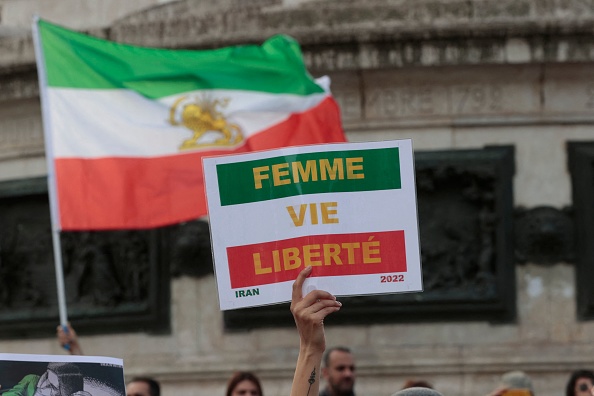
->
<box><xmin>0</xmin><ymin>353</ymin><xmax>124</xmax><ymax>395</ymax></box>
<box><xmin>204</xmin><ymin>139</ymin><xmax>422</xmax><ymax>310</ymax></box>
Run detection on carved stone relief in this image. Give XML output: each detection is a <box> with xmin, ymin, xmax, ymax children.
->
<box><xmin>415</xmin><ymin>160</ymin><xmax>501</xmax><ymax>298</ymax></box>
<box><xmin>0</xmin><ymin>177</ymin><xmax>170</xmax><ymax>338</ymax></box>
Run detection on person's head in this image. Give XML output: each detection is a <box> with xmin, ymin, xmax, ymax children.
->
<box><xmin>322</xmin><ymin>346</ymin><xmax>356</xmax><ymax>396</ymax></box>
<box><xmin>391</xmin><ymin>387</ymin><xmax>444</xmax><ymax>396</ymax></box>
<box><xmin>126</xmin><ymin>377</ymin><xmax>160</xmax><ymax>396</ymax></box>
<box><xmin>402</xmin><ymin>380</ymin><xmax>433</xmax><ymax>390</ymax></box>
<box><xmin>565</xmin><ymin>369</ymin><xmax>594</xmax><ymax>396</ymax></box>
<box><xmin>499</xmin><ymin>371</ymin><xmax>534</xmax><ymax>396</ymax></box>
<box><xmin>225</xmin><ymin>371</ymin><xmax>263</xmax><ymax>396</ymax></box>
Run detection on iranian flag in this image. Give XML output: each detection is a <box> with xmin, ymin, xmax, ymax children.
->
<box><xmin>33</xmin><ymin>19</ymin><xmax>346</xmax><ymax>231</ymax></box>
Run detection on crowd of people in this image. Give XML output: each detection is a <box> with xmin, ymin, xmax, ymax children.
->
<box><xmin>51</xmin><ymin>267</ymin><xmax>594</xmax><ymax>396</ymax></box>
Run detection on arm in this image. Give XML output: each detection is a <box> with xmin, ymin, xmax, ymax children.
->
<box><xmin>290</xmin><ymin>266</ymin><xmax>342</xmax><ymax>396</ymax></box>
<box><xmin>56</xmin><ymin>323</ymin><xmax>83</xmax><ymax>355</ymax></box>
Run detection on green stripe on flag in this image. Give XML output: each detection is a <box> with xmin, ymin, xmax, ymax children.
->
<box><xmin>216</xmin><ymin>147</ymin><xmax>401</xmax><ymax>206</ymax></box>
<box><xmin>37</xmin><ymin>20</ymin><xmax>324</xmax><ymax>99</ymax></box>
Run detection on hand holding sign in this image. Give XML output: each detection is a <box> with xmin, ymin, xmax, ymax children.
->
<box><xmin>291</xmin><ymin>266</ymin><xmax>342</xmax><ymax>352</ymax></box>
<box><xmin>56</xmin><ymin>323</ymin><xmax>83</xmax><ymax>355</ymax></box>
<box><xmin>290</xmin><ymin>266</ymin><xmax>341</xmax><ymax>396</ymax></box>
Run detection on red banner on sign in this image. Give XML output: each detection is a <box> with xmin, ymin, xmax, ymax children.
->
<box><xmin>226</xmin><ymin>230</ymin><xmax>407</xmax><ymax>289</ymax></box>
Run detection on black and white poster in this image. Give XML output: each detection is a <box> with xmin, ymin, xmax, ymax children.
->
<box><xmin>0</xmin><ymin>354</ymin><xmax>124</xmax><ymax>396</ymax></box>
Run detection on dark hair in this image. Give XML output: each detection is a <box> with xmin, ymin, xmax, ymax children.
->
<box><xmin>566</xmin><ymin>370</ymin><xmax>594</xmax><ymax>396</ymax></box>
<box><xmin>129</xmin><ymin>377</ymin><xmax>161</xmax><ymax>396</ymax></box>
<box><xmin>226</xmin><ymin>371</ymin><xmax>263</xmax><ymax>396</ymax></box>
<box><xmin>323</xmin><ymin>346</ymin><xmax>352</xmax><ymax>367</ymax></box>
<box><xmin>402</xmin><ymin>379</ymin><xmax>433</xmax><ymax>389</ymax></box>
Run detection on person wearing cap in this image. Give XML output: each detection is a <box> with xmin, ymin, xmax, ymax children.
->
<box><xmin>486</xmin><ymin>370</ymin><xmax>534</xmax><ymax>396</ymax></box>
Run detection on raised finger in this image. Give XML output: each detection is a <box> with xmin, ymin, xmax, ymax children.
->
<box><xmin>292</xmin><ymin>266</ymin><xmax>313</xmax><ymax>303</ymax></box>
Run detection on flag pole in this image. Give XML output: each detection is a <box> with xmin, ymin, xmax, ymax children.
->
<box><xmin>32</xmin><ymin>16</ymin><xmax>69</xmax><ymax>327</ymax></box>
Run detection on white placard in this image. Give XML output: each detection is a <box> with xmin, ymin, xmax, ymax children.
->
<box><xmin>203</xmin><ymin>140</ymin><xmax>422</xmax><ymax>310</ymax></box>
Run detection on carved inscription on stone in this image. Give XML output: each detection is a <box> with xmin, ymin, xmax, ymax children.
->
<box><xmin>360</xmin><ymin>64</ymin><xmax>594</xmax><ymax>123</ymax></box>
<box><xmin>366</xmin><ymin>83</ymin><xmax>512</xmax><ymax>119</ymax></box>
<box><xmin>362</xmin><ymin>66</ymin><xmax>542</xmax><ymax>122</ymax></box>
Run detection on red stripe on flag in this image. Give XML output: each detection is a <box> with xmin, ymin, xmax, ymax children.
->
<box><xmin>55</xmin><ymin>153</ymin><xmax>208</xmax><ymax>230</ymax></box>
<box><xmin>226</xmin><ymin>230</ymin><xmax>407</xmax><ymax>289</ymax></box>
<box><xmin>54</xmin><ymin>97</ymin><xmax>346</xmax><ymax>230</ymax></box>
<box><xmin>245</xmin><ymin>96</ymin><xmax>345</xmax><ymax>150</ymax></box>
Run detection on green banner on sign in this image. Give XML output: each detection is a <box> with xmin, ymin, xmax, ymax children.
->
<box><xmin>216</xmin><ymin>147</ymin><xmax>401</xmax><ymax>206</ymax></box>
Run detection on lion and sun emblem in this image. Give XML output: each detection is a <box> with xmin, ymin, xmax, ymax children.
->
<box><xmin>169</xmin><ymin>95</ymin><xmax>243</xmax><ymax>150</ymax></box>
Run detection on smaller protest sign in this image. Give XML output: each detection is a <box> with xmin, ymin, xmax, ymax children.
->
<box><xmin>0</xmin><ymin>353</ymin><xmax>125</xmax><ymax>396</ymax></box>
<box><xmin>203</xmin><ymin>139</ymin><xmax>422</xmax><ymax>310</ymax></box>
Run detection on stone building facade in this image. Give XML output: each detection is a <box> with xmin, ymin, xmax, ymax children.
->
<box><xmin>1</xmin><ymin>1</ymin><xmax>594</xmax><ymax>395</ymax></box>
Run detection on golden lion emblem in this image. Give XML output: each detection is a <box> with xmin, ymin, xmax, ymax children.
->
<box><xmin>169</xmin><ymin>96</ymin><xmax>243</xmax><ymax>150</ymax></box>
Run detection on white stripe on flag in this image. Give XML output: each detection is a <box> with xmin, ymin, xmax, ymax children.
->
<box><xmin>49</xmin><ymin>88</ymin><xmax>330</xmax><ymax>158</ymax></box>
